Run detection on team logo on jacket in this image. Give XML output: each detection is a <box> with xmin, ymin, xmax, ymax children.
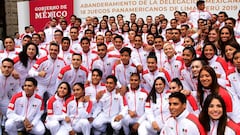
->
<box><xmin>114</xmin><ymin>97</ymin><xmax>118</xmax><ymax>100</ymax></box>
<box><xmin>32</xmin><ymin>104</ymin><xmax>37</xmax><ymax>108</ymax></box>
<box><xmin>139</xmin><ymin>97</ymin><xmax>144</xmax><ymax>101</ymax></box>
<box><xmin>10</xmin><ymin>83</ymin><xmax>14</xmax><ymax>85</ymax></box>
<box><xmin>57</xmin><ymin>64</ymin><xmax>60</xmax><ymax>67</ymax></box>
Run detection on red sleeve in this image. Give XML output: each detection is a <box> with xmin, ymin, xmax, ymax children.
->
<box><xmin>8</xmin><ymin>92</ymin><xmax>23</xmax><ymax>110</ymax></box>
<box><xmin>187</xmin><ymin>113</ymin><xmax>206</xmax><ymax>135</ymax></box>
<box><xmin>47</xmin><ymin>96</ymin><xmax>56</xmax><ymax>115</ymax></box>
<box><xmin>227</xmin><ymin>119</ymin><xmax>240</xmax><ymax>135</ymax></box>
<box><xmin>219</xmin><ymin>87</ymin><xmax>233</xmax><ymax>112</ymax></box>
<box><xmin>186</xmin><ymin>95</ymin><xmax>198</xmax><ymax>111</ymax></box>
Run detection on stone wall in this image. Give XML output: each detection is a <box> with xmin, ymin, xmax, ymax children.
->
<box><xmin>5</xmin><ymin>0</ymin><xmax>28</xmax><ymax>37</ymax></box>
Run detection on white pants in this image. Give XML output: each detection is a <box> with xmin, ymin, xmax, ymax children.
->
<box><xmin>45</xmin><ymin>120</ymin><xmax>61</xmax><ymax>135</ymax></box>
<box><xmin>138</xmin><ymin>120</ymin><xmax>158</xmax><ymax>135</ymax></box>
<box><xmin>58</xmin><ymin>119</ymin><xmax>91</xmax><ymax>135</ymax></box>
<box><xmin>92</xmin><ymin>112</ymin><xmax>122</xmax><ymax>135</ymax></box>
<box><xmin>5</xmin><ymin>118</ymin><xmax>45</xmax><ymax>135</ymax></box>
<box><xmin>122</xmin><ymin>114</ymin><xmax>140</xmax><ymax>135</ymax></box>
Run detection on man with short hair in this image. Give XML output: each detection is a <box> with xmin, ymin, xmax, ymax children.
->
<box><xmin>160</xmin><ymin>92</ymin><xmax>205</xmax><ymax>135</ymax></box>
<box><xmin>44</xmin><ymin>18</ymin><xmax>58</xmax><ymax>43</ymax></box>
<box><xmin>5</xmin><ymin>77</ymin><xmax>45</xmax><ymax>135</ymax></box>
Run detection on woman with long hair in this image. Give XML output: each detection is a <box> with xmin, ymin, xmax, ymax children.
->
<box><xmin>224</xmin><ymin>41</ymin><xmax>240</xmax><ymax>70</ymax></box>
<box><xmin>13</xmin><ymin>42</ymin><xmax>39</xmax><ymax>85</ymax></box>
<box><xmin>138</xmin><ymin>77</ymin><xmax>170</xmax><ymax>135</ymax></box>
<box><xmin>199</xmin><ymin>94</ymin><xmax>240</xmax><ymax>135</ymax></box>
<box><xmin>45</xmin><ymin>82</ymin><xmax>72</xmax><ymax>135</ymax></box>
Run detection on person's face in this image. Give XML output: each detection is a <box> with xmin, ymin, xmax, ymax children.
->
<box><xmin>60</xmin><ymin>22</ymin><xmax>67</xmax><ymax>30</ymax></box>
<box><xmin>70</xmin><ymin>16</ymin><xmax>76</xmax><ymax>24</ymax></box>
<box><xmin>86</xmin><ymin>17</ymin><xmax>92</xmax><ymax>25</ymax></box>
<box><xmin>54</xmin><ymin>32</ymin><xmax>63</xmax><ymax>43</ymax></box>
<box><xmin>199</xmin><ymin>70</ymin><xmax>213</xmax><ymax>88</ymax></box>
<box><xmin>117</xmin><ymin>15</ymin><xmax>123</xmax><ymax>22</ymax></box>
<box><xmin>180</xmin><ymin>27</ymin><xmax>187</xmax><ymax>37</ymax></box>
<box><xmin>225</xmin><ymin>45</ymin><xmax>236</xmax><ymax>61</ymax></box>
<box><xmin>183</xmin><ymin>37</ymin><xmax>194</xmax><ymax>47</ymax></box>
<box><xmin>105</xmin><ymin>32</ymin><xmax>112</xmax><ymax>42</ymax></box>
<box><xmin>96</xmin><ymin>36</ymin><xmax>104</xmax><ymax>45</ymax></box>
<box><xmin>70</xmin><ymin>28</ymin><xmax>79</xmax><ymax>40</ymax></box>
<box><xmin>155</xmin><ymin>79</ymin><xmax>165</xmax><ymax>94</ymax></box>
<box><xmin>130</xmin><ymin>75</ymin><xmax>140</xmax><ymax>90</ymax></box>
<box><xmin>137</xmin><ymin>18</ymin><xmax>144</xmax><ymax>27</ymax></box>
<box><xmin>106</xmin><ymin>78</ymin><xmax>116</xmax><ymax>92</ymax></box>
<box><xmin>164</xmin><ymin>45</ymin><xmax>175</xmax><ymax>58</ymax></box>
<box><xmin>208</xmin><ymin>30</ymin><xmax>218</xmax><ymax>42</ymax></box>
<box><xmin>154</xmin><ymin>38</ymin><xmax>164</xmax><ymax>50</ymax></box>
<box><xmin>180</xmin><ymin>13</ymin><xmax>187</xmax><ymax>23</ymax></box>
<box><xmin>131</xmin><ymin>24</ymin><xmax>138</xmax><ymax>32</ymax></box>
<box><xmin>134</xmin><ymin>36</ymin><xmax>143</xmax><ymax>48</ymax></box>
<box><xmin>120</xmin><ymin>51</ymin><xmax>130</xmax><ymax>65</ymax></box>
<box><xmin>141</xmin><ymin>25</ymin><xmax>148</xmax><ymax>33</ymax></box>
<box><xmin>81</xmin><ymin>40</ymin><xmax>90</xmax><ymax>53</ymax></box>
<box><xmin>233</xmin><ymin>52</ymin><xmax>240</xmax><ymax>70</ymax></box>
<box><xmin>208</xmin><ymin>98</ymin><xmax>223</xmax><ymax>120</ymax></box>
<box><xmin>113</xmin><ymin>38</ymin><xmax>123</xmax><ymax>50</ymax></box>
<box><xmin>155</xmin><ymin>16</ymin><xmax>160</xmax><ymax>24</ymax></box>
<box><xmin>93</xmin><ymin>18</ymin><xmax>99</xmax><ymax>27</ymax></box>
<box><xmin>174</xmin><ymin>12</ymin><xmax>180</xmax><ymax>21</ymax></box>
<box><xmin>92</xmin><ymin>71</ymin><xmax>101</xmax><ymax>85</ymax></box>
<box><xmin>169</xmin><ymin>82</ymin><xmax>181</xmax><ymax>93</ymax></box>
<box><xmin>1</xmin><ymin>61</ymin><xmax>14</xmax><ymax>77</ymax></box>
<box><xmin>166</xmin><ymin>30</ymin><xmax>173</xmax><ymax>41</ymax></box>
<box><xmin>225</xmin><ymin>20</ymin><xmax>234</xmax><ymax>27</ymax></box>
<box><xmin>161</xmin><ymin>21</ymin><xmax>167</xmax><ymax>29</ymax></box>
<box><xmin>147</xmin><ymin>35</ymin><xmax>154</xmax><ymax>45</ymax></box>
<box><xmin>61</xmin><ymin>40</ymin><xmax>70</xmax><ymax>51</ymax></box>
<box><xmin>198</xmin><ymin>3</ymin><xmax>205</xmax><ymax>10</ymax></box>
<box><xmin>218</xmin><ymin>13</ymin><xmax>225</xmax><ymax>23</ymax></box>
<box><xmin>73</xmin><ymin>85</ymin><xmax>84</xmax><ymax>99</ymax></box>
<box><xmin>182</xmin><ymin>50</ymin><xmax>194</xmax><ymax>67</ymax></box>
<box><xmin>32</xmin><ymin>35</ymin><xmax>40</xmax><ymax>45</ymax></box>
<box><xmin>24</xmin><ymin>81</ymin><xmax>36</xmax><ymax>97</ymax></box>
<box><xmin>220</xmin><ymin>28</ymin><xmax>231</xmax><ymax>42</ymax></box>
<box><xmin>22</xmin><ymin>37</ymin><xmax>31</xmax><ymax>46</ymax></box>
<box><xmin>170</xmin><ymin>20</ymin><xmax>177</xmax><ymax>28</ymax></box>
<box><xmin>159</xmin><ymin>14</ymin><xmax>165</xmax><ymax>21</ymax></box>
<box><xmin>109</xmin><ymin>17</ymin><xmax>115</xmax><ymax>24</ymax></box>
<box><xmin>100</xmin><ymin>20</ymin><xmax>107</xmax><ymax>29</ymax></box>
<box><xmin>97</xmin><ymin>45</ymin><xmax>107</xmax><ymax>58</ymax></box>
<box><xmin>49</xmin><ymin>45</ymin><xmax>59</xmax><ymax>59</ymax></box>
<box><xmin>169</xmin><ymin>97</ymin><xmax>186</xmax><ymax>118</ymax></box>
<box><xmin>4</xmin><ymin>38</ymin><xmax>15</xmax><ymax>51</ymax></box>
<box><xmin>50</xmin><ymin>19</ymin><xmax>57</xmax><ymax>27</ymax></box>
<box><xmin>146</xmin><ymin>16</ymin><xmax>153</xmax><ymax>24</ymax></box>
<box><xmin>123</xmin><ymin>24</ymin><xmax>130</xmax><ymax>32</ymax></box>
<box><xmin>84</xmin><ymin>31</ymin><xmax>93</xmax><ymax>40</ymax></box>
<box><xmin>191</xmin><ymin>60</ymin><xmax>203</xmax><ymax>77</ymax></box>
<box><xmin>128</xmin><ymin>31</ymin><xmax>136</xmax><ymax>41</ymax></box>
<box><xmin>204</xmin><ymin>45</ymin><xmax>215</xmax><ymax>60</ymax></box>
<box><xmin>74</xmin><ymin>20</ymin><xmax>81</xmax><ymax>27</ymax></box>
<box><xmin>72</xmin><ymin>55</ymin><xmax>81</xmax><ymax>69</ymax></box>
<box><xmin>130</xmin><ymin>14</ymin><xmax>136</xmax><ymax>22</ymax></box>
<box><xmin>111</xmin><ymin>23</ymin><xmax>118</xmax><ymax>31</ymax></box>
<box><xmin>150</xmin><ymin>26</ymin><xmax>157</xmax><ymax>34</ymax></box>
<box><xmin>38</xmin><ymin>32</ymin><xmax>45</xmax><ymax>42</ymax></box>
<box><xmin>172</xmin><ymin>29</ymin><xmax>181</xmax><ymax>42</ymax></box>
<box><xmin>27</xmin><ymin>45</ymin><xmax>37</xmax><ymax>59</ymax></box>
<box><xmin>147</xmin><ymin>58</ymin><xmax>157</xmax><ymax>72</ymax></box>
<box><xmin>57</xmin><ymin>83</ymin><xmax>68</xmax><ymax>98</ymax></box>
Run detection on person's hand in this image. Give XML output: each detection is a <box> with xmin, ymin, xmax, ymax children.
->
<box><xmin>23</xmin><ymin>118</ymin><xmax>33</xmax><ymax>131</ymax></box>
<box><xmin>65</xmin><ymin>116</ymin><xmax>71</xmax><ymax>123</ymax></box>
<box><xmin>96</xmin><ymin>90</ymin><xmax>105</xmax><ymax>101</ymax></box>
<box><xmin>128</xmin><ymin>110</ymin><xmax>137</xmax><ymax>118</ymax></box>
<box><xmin>136</xmin><ymin>65</ymin><xmax>143</xmax><ymax>73</ymax></box>
<box><xmin>152</xmin><ymin>121</ymin><xmax>160</xmax><ymax>131</ymax></box>
<box><xmin>181</xmin><ymin>89</ymin><xmax>191</xmax><ymax>96</ymax></box>
<box><xmin>88</xmin><ymin>117</ymin><xmax>94</xmax><ymax>123</ymax></box>
<box><xmin>38</xmin><ymin>70</ymin><xmax>46</xmax><ymax>77</ymax></box>
<box><xmin>12</xmin><ymin>70</ymin><xmax>20</xmax><ymax>79</ymax></box>
<box><xmin>69</xmin><ymin>130</ymin><xmax>75</xmax><ymax>135</ymax></box>
<box><xmin>114</xmin><ymin>115</ymin><xmax>123</xmax><ymax>122</ymax></box>
<box><xmin>131</xmin><ymin>123</ymin><xmax>140</xmax><ymax>132</ymax></box>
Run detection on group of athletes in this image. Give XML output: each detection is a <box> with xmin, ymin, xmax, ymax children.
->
<box><xmin>1</xmin><ymin>0</ymin><xmax>240</xmax><ymax>135</ymax></box>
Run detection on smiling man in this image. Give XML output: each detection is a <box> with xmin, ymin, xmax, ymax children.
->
<box><xmin>160</xmin><ymin>92</ymin><xmax>205</xmax><ymax>135</ymax></box>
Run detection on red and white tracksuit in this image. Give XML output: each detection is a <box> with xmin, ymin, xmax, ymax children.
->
<box><xmin>208</xmin><ymin>55</ymin><xmax>228</xmax><ymax>88</ymax></box>
<box><xmin>0</xmin><ymin>49</ymin><xmax>18</xmax><ymax>64</ymax></box>
<box><xmin>28</xmin><ymin>56</ymin><xmax>66</xmax><ymax>97</ymax></box>
<box><xmin>154</xmin><ymin>48</ymin><xmax>166</xmax><ymax>68</ymax></box>
<box><xmin>92</xmin><ymin>89</ymin><xmax>127</xmax><ymax>135</ymax></box>
<box><xmin>0</xmin><ymin>70</ymin><xmax>21</xmax><ymax>116</ymax></box>
<box><xmin>89</xmin><ymin>54</ymin><xmax>120</xmax><ymax>83</ymax></box>
<box><xmin>58</xmin><ymin>49</ymin><xmax>73</xmax><ymax>65</ymax></box>
<box><xmin>85</xmin><ymin>83</ymin><xmax>106</xmax><ymax>105</ymax></box>
<box><xmin>13</xmin><ymin>56</ymin><xmax>37</xmax><ymax>86</ymax></box>
<box><xmin>122</xmin><ymin>87</ymin><xmax>148</xmax><ymax>135</ymax></box>
<box><xmin>44</xmin><ymin>27</ymin><xmax>59</xmax><ymax>43</ymax></box>
<box><xmin>57</xmin><ymin>64</ymin><xmax>88</xmax><ymax>88</ymax></box>
<box><xmin>5</xmin><ymin>91</ymin><xmax>45</xmax><ymax>135</ymax></box>
<box><xmin>160</xmin><ymin>110</ymin><xmax>204</xmax><ymax>135</ymax></box>
<box><xmin>80</xmin><ymin>50</ymin><xmax>98</xmax><ymax>71</ymax></box>
<box><xmin>142</xmin><ymin>68</ymin><xmax>171</xmax><ymax>92</ymax></box>
<box><xmin>208</xmin><ymin>119</ymin><xmax>240</xmax><ymax>135</ymax></box>
<box><xmin>138</xmin><ymin>92</ymin><xmax>171</xmax><ymax>135</ymax></box>
<box><xmin>45</xmin><ymin>94</ymin><xmax>67</xmax><ymax>135</ymax></box>
<box><xmin>188</xmin><ymin>9</ymin><xmax>212</xmax><ymax>28</ymax></box>
<box><xmin>131</xmin><ymin>47</ymin><xmax>150</xmax><ymax>70</ymax></box>
<box><xmin>163</xmin><ymin>55</ymin><xmax>184</xmax><ymax>79</ymax></box>
<box><xmin>112</xmin><ymin>61</ymin><xmax>137</xmax><ymax>87</ymax></box>
<box><xmin>59</xmin><ymin>96</ymin><xmax>92</xmax><ymax>135</ymax></box>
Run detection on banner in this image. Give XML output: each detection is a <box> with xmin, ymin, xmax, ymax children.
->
<box><xmin>30</xmin><ymin>0</ymin><xmax>73</xmax><ymax>32</ymax></box>
<box><xmin>74</xmin><ymin>0</ymin><xmax>239</xmax><ymax>20</ymax></box>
